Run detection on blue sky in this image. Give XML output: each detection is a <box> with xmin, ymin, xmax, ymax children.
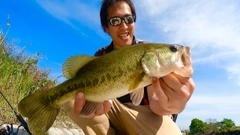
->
<box><xmin>1</xmin><ymin>0</ymin><xmax>240</xmax><ymax>130</ymax></box>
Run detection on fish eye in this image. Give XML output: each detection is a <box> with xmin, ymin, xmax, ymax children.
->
<box><xmin>169</xmin><ymin>45</ymin><xmax>178</xmax><ymax>52</ymax></box>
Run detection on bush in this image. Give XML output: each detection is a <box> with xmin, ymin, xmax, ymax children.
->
<box><xmin>0</xmin><ymin>30</ymin><xmax>56</xmax><ymax>124</ymax></box>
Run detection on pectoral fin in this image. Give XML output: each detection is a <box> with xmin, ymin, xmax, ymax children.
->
<box><xmin>130</xmin><ymin>88</ymin><xmax>144</xmax><ymax>106</ymax></box>
<box><xmin>63</xmin><ymin>55</ymin><xmax>97</xmax><ymax>79</ymax></box>
<box><xmin>79</xmin><ymin>101</ymin><xmax>101</xmax><ymax>117</ymax></box>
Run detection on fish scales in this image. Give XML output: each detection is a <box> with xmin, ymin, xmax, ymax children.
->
<box><xmin>18</xmin><ymin>43</ymin><xmax>193</xmax><ymax>135</ymax></box>
<box><xmin>53</xmin><ymin>45</ymin><xmax>145</xmax><ymax>103</ymax></box>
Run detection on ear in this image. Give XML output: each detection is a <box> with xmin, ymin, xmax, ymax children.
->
<box><xmin>104</xmin><ymin>26</ymin><xmax>109</xmax><ymax>33</ymax></box>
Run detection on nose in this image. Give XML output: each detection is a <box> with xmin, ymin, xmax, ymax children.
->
<box><xmin>119</xmin><ymin>19</ymin><xmax>128</xmax><ymax>28</ymax></box>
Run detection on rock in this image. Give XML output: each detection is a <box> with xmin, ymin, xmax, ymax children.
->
<box><xmin>47</xmin><ymin>127</ymin><xmax>85</xmax><ymax>135</ymax></box>
<box><xmin>0</xmin><ymin>124</ymin><xmax>85</xmax><ymax>135</ymax></box>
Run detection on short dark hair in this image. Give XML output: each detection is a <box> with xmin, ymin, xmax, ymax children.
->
<box><xmin>100</xmin><ymin>0</ymin><xmax>136</xmax><ymax>32</ymax></box>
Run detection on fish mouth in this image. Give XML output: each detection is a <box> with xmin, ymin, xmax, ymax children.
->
<box><xmin>182</xmin><ymin>47</ymin><xmax>192</xmax><ymax>67</ymax></box>
<box><xmin>174</xmin><ymin>46</ymin><xmax>194</xmax><ymax>77</ymax></box>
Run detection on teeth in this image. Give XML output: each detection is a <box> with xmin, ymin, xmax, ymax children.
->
<box><xmin>119</xmin><ymin>33</ymin><xmax>128</xmax><ymax>37</ymax></box>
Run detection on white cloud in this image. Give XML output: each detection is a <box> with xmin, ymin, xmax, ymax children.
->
<box><xmin>35</xmin><ymin>0</ymin><xmax>101</xmax><ymax>30</ymax></box>
<box><xmin>178</xmin><ymin>93</ymin><xmax>240</xmax><ymax>129</ymax></box>
<box><xmin>134</xmin><ymin>0</ymin><xmax>240</xmax><ymax>129</ymax></box>
<box><xmin>35</xmin><ymin>0</ymin><xmax>240</xmax><ymax>83</ymax></box>
<box><xmin>188</xmin><ymin>95</ymin><xmax>240</xmax><ymax>113</ymax></box>
<box><xmin>135</xmin><ymin>0</ymin><xmax>240</xmax><ymax>86</ymax></box>
<box><xmin>175</xmin><ymin>75</ymin><xmax>240</xmax><ymax>129</ymax></box>
<box><xmin>227</xmin><ymin>63</ymin><xmax>240</xmax><ymax>85</ymax></box>
<box><xmin>136</xmin><ymin>0</ymin><xmax>240</xmax><ymax>48</ymax></box>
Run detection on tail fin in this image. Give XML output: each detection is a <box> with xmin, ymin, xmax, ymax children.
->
<box><xmin>18</xmin><ymin>90</ymin><xmax>60</xmax><ymax>135</ymax></box>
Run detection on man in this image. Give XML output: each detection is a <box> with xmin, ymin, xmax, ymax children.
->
<box><xmin>63</xmin><ymin>0</ymin><xmax>195</xmax><ymax>134</ymax></box>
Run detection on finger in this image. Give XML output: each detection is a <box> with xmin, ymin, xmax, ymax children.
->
<box><xmin>95</xmin><ymin>104</ymin><xmax>104</xmax><ymax>115</ymax></box>
<box><xmin>162</xmin><ymin>74</ymin><xmax>183</xmax><ymax>91</ymax></box>
<box><xmin>172</xmin><ymin>72</ymin><xmax>191</xmax><ymax>84</ymax></box>
<box><xmin>162</xmin><ymin>73</ymin><xmax>195</xmax><ymax>100</ymax></box>
<box><xmin>95</xmin><ymin>100</ymin><xmax>112</xmax><ymax>116</ymax></box>
<box><xmin>86</xmin><ymin>112</ymin><xmax>96</xmax><ymax>119</ymax></box>
<box><xmin>167</xmin><ymin>73</ymin><xmax>195</xmax><ymax>93</ymax></box>
<box><xmin>103</xmin><ymin>100</ymin><xmax>112</xmax><ymax>113</ymax></box>
<box><xmin>151</xmin><ymin>77</ymin><xmax>167</xmax><ymax>101</ymax></box>
<box><xmin>74</xmin><ymin>92</ymin><xmax>85</xmax><ymax>115</ymax></box>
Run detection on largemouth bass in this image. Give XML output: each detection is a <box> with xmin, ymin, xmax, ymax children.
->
<box><xmin>18</xmin><ymin>43</ymin><xmax>193</xmax><ymax>135</ymax></box>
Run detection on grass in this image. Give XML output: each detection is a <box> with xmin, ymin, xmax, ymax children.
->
<box><xmin>0</xmin><ymin>27</ymin><xmax>77</xmax><ymax>130</ymax></box>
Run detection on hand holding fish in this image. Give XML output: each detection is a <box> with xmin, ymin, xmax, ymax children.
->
<box><xmin>73</xmin><ymin>92</ymin><xmax>112</xmax><ymax>118</ymax></box>
<box><xmin>149</xmin><ymin>72</ymin><xmax>195</xmax><ymax>116</ymax></box>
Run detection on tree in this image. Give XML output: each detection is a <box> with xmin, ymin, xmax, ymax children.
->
<box><xmin>217</xmin><ymin>118</ymin><xmax>235</xmax><ymax>131</ymax></box>
<box><xmin>205</xmin><ymin>118</ymin><xmax>219</xmax><ymax>133</ymax></box>
<box><xmin>189</xmin><ymin>118</ymin><xmax>207</xmax><ymax>134</ymax></box>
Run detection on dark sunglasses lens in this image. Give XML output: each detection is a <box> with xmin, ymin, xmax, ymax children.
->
<box><xmin>109</xmin><ymin>15</ymin><xmax>135</xmax><ymax>26</ymax></box>
<box><xmin>124</xmin><ymin>16</ymin><xmax>135</xmax><ymax>24</ymax></box>
<box><xmin>109</xmin><ymin>17</ymin><xmax>121</xmax><ymax>26</ymax></box>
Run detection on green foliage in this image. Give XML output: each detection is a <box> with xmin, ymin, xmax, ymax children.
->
<box><xmin>217</xmin><ymin>118</ymin><xmax>236</xmax><ymax>132</ymax></box>
<box><xmin>189</xmin><ymin>118</ymin><xmax>207</xmax><ymax>134</ymax></box>
<box><xmin>188</xmin><ymin>118</ymin><xmax>239</xmax><ymax>135</ymax></box>
<box><xmin>205</xmin><ymin>118</ymin><xmax>219</xmax><ymax>133</ymax></box>
<box><xmin>0</xmin><ymin>29</ymin><xmax>56</xmax><ymax>124</ymax></box>
<box><xmin>0</xmin><ymin>22</ymin><xmax>78</xmax><ymax>131</ymax></box>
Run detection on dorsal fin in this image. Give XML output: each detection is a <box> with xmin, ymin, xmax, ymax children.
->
<box><xmin>62</xmin><ymin>55</ymin><xmax>97</xmax><ymax>78</ymax></box>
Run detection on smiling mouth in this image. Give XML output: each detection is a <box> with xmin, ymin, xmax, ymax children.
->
<box><xmin>119</xmin><ymin>32</ymin><xmax>129</xmax><ymax>38</ymax></box>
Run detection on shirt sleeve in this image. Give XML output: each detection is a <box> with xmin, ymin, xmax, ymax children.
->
<box><xmin>94</xmin><ymin>46</ymin><xmax>107</xmax><ymax>56</ymax></box>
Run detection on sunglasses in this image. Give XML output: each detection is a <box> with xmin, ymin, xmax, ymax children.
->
<box><xmin>108</xmin><ymin>15</ymin><xmax>135</xmax><ymax>26</ymax></box>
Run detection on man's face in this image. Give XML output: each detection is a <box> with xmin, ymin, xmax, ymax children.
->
<box><xmin>105</xmin><ymin>2</ymin><xmax>135</xmax><ymax>49</ymax></box>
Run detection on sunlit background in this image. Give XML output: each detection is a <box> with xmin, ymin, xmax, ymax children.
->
<box><xmin>1</xmin><ymin>0</ymin><xmax>240</xmax><ymax>130</ymax></box>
